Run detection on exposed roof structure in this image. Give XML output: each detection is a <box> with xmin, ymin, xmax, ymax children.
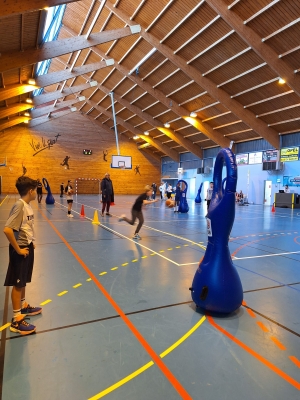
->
<box><xmin>1</xmin><ymin>0</ymin><xmax>300</xmax><ymax>160</ymax></box>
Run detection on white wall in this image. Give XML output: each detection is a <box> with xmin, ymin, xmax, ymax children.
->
<box><xmin>182</xmin><ymin>159</ymin><xmax>300</xmax><ymax>205</ymax></box>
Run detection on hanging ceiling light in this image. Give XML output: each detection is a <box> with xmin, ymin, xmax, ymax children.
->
<box><xmin>144</xmin><ymin>131</ymin><xmax>149</xmax><ymax>135</ymax></box>
<box><xmin>133</xmin><ymin>135</ymin><xmax>139</xmax><ymax>140</ymax></box>
<box><xmin>278</xmin><ymin>78</ymin><xmax>285</xmax><ymax>84</ymax></box>
<box><xmin>164</xmin><ymin>123</ymin><xmax>170</xmax><ymax>128</ymax></box>
<box><xmin>190</xmin><ymin>111</ymin><xmax>197</xmax><ymax>117</ymax></box>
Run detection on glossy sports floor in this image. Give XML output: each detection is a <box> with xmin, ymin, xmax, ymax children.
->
<box><xmin>0</xmin><ymin>194</ymin><xmax>299</xmax><ymax>400</ymax></box>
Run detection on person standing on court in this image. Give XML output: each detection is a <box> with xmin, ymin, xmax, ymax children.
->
<box><xmin>65</xmin><ymin>180</ymin><xmax>74</xmax><ymax>218</ymax></box>
<box><xmin>151</xmin><ymin>182</ymin><xmax>157</xmax><ymax>199</ymax></box>
<box><xmin>205</xmin><ymin>182</ymin><xmax>214</xmax><ymax>210</ymax></box>
<box><xmin>36</xmin><ymin>179</ymin><xmax>43</xmax><ymax>203</ymax></box>
<box><xmin>159</xmin><ymin>182</ymin><xmax>164</xmax><ymax>200</ymax></box>
<box><xmin>60</xmin><ymin>182</ymin><xmax>64</xmax><ymax>198</ymax></box>
<box><xmin>174</xmin><ymin>182</ymin><xmax>181</xmax><ymax>212</ymax></box>
<box><xmin>3</xmin><ymin>176</ymin><xmax>42</xmax><ymax>335</ymax></box>
<box><xmin>166</xmin><ymin>184</ymin><xmax>173</xmax><ymax>199</ymax></box>
<box><xmin>119</xmin><ymin>185</ymin><xmax>158</xmax><ymax>240</ymax></box>
<box><xmin>101</xmin><ymin>173</ymin><xmax>114</xmax><ymax>216</ymax></box>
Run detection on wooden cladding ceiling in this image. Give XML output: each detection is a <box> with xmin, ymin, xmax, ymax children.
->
<box><xmin>0</xmin><ymin>0</ymin><xmax>300</xmax><ymax>160</ymax></box>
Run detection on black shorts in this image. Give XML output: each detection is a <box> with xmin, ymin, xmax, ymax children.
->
<box><xmin>67</xmin><ymin>199</ymin><xmax>73</xmax><ymax>203</ymax></box>
<box><xmin>4</xmin><ymin>242</ymin><xmax>34</xmax><ymax>288</ymax></box>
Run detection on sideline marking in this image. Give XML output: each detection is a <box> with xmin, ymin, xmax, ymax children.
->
<box><xmin>0</xmin><ymin>195</ymin><xmax>8</xmax><ymax>206</ymax></box>
<box><xmin>289</xmin><ymin>356</ymin><xmax>300</xmax><ymax>368</ymax></box>
<box><xmin>207</xmin><ymin>316</ymin><xmax>300</xmax><ymax>391</ymax></box>
<box><xmin>73</xmin><ymin>283</ymin><xmax>82</xmax><ymax>288</ymax></box>
<box><xmin>88</xmin><ymin>316</ymin><xmax>206</xmax><ymax>400</ymax></box>
<box><xmin>235</xmin><ymin>250</ymin><xmax>300</xmax><ymax>260</ymax></box>
<box><xmin>57</xmin><ymin>291</ymin><xmax>68</xmax><ymax>297</ymax></box>
<box><xmin>40</xmin><ymin>299</ymin><xmax>52</xmax><ymax>306</ymax></box>
<box><xmin>38</xmin><ymin>209</ymin><xmax>193</xmax><ymax>400</ymax></box>
<box><xmin>0</xmin><ymin>323</ymin><xmax>10</xmax><ymax>331</ymax></box>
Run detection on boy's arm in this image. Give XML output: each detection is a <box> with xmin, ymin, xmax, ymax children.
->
<box><xmin>143</xmin><ymin>199</ymin><xmax>158</xmax><ymax>205</ymax></box>
<box><xmin>3</xmin><ymin>227</ymin><xmax>29</xmax><ymax>257</ymax></box>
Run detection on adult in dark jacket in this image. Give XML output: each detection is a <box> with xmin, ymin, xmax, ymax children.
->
<box><xmin>101</xmin><ymin>173</ymin><xmax>114</xmax><ymax>216</ymax></box>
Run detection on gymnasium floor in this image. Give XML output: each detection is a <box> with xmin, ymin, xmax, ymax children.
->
<box><xmin>0</xmin><ymin>193</ymin><xmax>299</xmax><ymax>400</ymax></box>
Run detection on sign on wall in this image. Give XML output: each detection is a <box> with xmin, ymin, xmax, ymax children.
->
<box><xmin>248</xmin><ymin>152</ymin><xmax>262</xmax><ymax>164</ymax></box>
<box><xmin>262</xmin><ymin>150</ymin><xmax>279</xmax><ymax>162</ymax></box>
<box><xmin>236</xmin><ymin>153</ymin><xmax>249</xmax><ymax>165</ymax></box>
<box><xmin>280</xmin><ymin>147</ymin><xmax>299</xmax><ymax>162</ymax></box>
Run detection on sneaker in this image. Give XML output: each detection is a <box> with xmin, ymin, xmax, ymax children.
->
<box><xmin>67</xmin><ymin>214</ymin><xmax>74</xmax><ymax>218</ymax></box>
<box><xmin>133</xmin><ymin>233</ymin><xmax>141</xmax><ymax>240</ymax></box>
<box><xmin>10</xmin><ymin>317</ymin><xmax>36</xmax><ymax>335</ymax></box>
<box><xmin>118</xmin><ymin>214</ymin><xmax>126</xmax><ymax>222</ymax></box>
<box><xmin>21</xmin><ymin>304</ymin><xmax>42</xmax><ymax>316</ymax></box>
<box><xmin>101</xmin><ymin>213</ymin><xmax>104</xmax><ymax>217</ymax></box>
<box><xmin>106</xmin><ymin>213</ymin><xmax>112</xmax><ymax>216</ymax></box>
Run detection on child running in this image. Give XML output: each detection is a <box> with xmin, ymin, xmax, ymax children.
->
<box><xmin>3</xmin><ymin>176</ymin><xmax>42</xmax><ymax>335</ymax></box>
<box><xmin>119</xmin><ymin>185</ymin><xmax>158</xmax><ymax>239</ymax></box>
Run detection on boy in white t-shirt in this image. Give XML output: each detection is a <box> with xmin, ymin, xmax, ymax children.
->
<box><xmin>3</xmin><ymin>176</ymin><xmax>42</xmax><ymax>335</ymax></box>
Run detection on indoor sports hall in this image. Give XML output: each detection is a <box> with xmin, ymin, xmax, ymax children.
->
<box><xmin>1</xmin><ymin>0</ymin><xmax>300</xmax><ymax>399</ymax></box>
<box><xmin>0</xmin><ymin>193</ymin><xmax>300</xmax><ymax>399</ymax></box>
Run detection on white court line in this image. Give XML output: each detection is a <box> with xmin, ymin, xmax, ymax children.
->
<box><xmin>234</xmin><ymin>250</ymin><xmax>300</xmax><ymax>260</ymax></box>
<box><xmin>54</xmin><ymin>202</ymin><xmax>180</xmax><ymax>265</ymax></box>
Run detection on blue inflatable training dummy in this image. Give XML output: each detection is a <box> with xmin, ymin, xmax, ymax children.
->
<box><xmin>190</xmin><ymin>148</ymin><xmax>243</xmax><ymax>313</ymax></box>
<box><xmin>195</xmin><ymin>182</ymin><xmax>203</xmax><ymax>203</ymax></box>
<box><xmin>42</xmin><ymin>177</ymin><xmax>55</xmax><ymax>205</ymax></box>
<box><xmin>177</xmin><ymin>180</ymin><xmax>189</xmax><ymax>213</ymax></box>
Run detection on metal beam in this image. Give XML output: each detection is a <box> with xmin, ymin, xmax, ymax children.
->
<box><xmin>86</xmin><ymin>99</ymin><xmax>179</xmax><ymax>161</ymax></box>
<box><xmin>0</xmin><ymin>0</ymin><xmax>80</xmax><ymax>17</ymax></box>
<box><xmin>29</xmin><ymin>108</ymin><xmax>77</xmax><ymax>127</ymax></box>
<box><xmin>33</xmin><ymin>82</ymin><xmax>97</xmax><ymax>106</ymax></box>
<box><xmin>30</xmin><ymin>97</ymin><xmax>85</xmax><ymax>118</ymax></box>
<box><xmin>106</xmin><ymin>1</ymin><xmax>280</xmax><ymax>149</ymax></box>
<box><xmin>0</xmin><ymin>103</ymin><xmax>33</xmax><ymax>119</ymax></box>
<box><xmin>206</xmin><ymin>0</ymin><xmax>300</xmax><ymax>98</ymax></box>
<box><xmin>0</xmin><ymin>26</ymin><xmax>140</xmax><ymax>72</ymax></box>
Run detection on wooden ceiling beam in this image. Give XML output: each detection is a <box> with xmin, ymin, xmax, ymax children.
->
<box><xmin>96</xmin><ymin>85</ymin><xmax>203</xmax><ymax>159</ymax></box>
<box><xmin>0</xmin><ymin>116</ymin><xmax>29</xmax><ymax>131</ymax></box>
<box><xmin>106</xmin><ymin>1</ymin><xmax>280</xmax><ymax>149</ymax></box>
<box><xmin>206</xmin><ymin>0</ymin><xmax>300</xmax><ymax>98</ymax></box>
<box><xmin>0</xmin><ymin>26</ymin><xmax>140</xmax><ymax>72</ymax></box>
<box><xmin>34</xmin><ymin>82</ymin><xmax>97</xmax><ymax>106</ymax></box>
<box><xmin>59</xmin><ymin>25</ymin><xmax>229</xmax><ymax>149</ymax></box>
<box><xmin>0</xmin><ymin>61</ymin><xmax>107</xmax><ymax>102</ymax></box>
<box><xmin>139</xmin><ymin>148</ymin><xmax>162</xmax><ymax>163</ymax></box>
<box><xmin>0</xmin><ymin>103</ymin><xmax>33</xmax><ymax>119</ymax></box>
<box><xmin>0</xmin><ymin>1</ymin><xmax>80</xmax><ymax>17</ymax></box>
<box><xmin>86</xmin><ymin>99</ymin><xmax>179</xmax><ymax>161</ymax></box>
<box><xmin>30</xmin><ymin>97</ymin><xmax>85</xmax><ymax>118</ymax></box>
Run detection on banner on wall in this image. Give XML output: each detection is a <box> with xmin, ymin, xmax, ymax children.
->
<box><xmin>248</xmin><ymin>152</ymin><xmax>262</xmax><ymax>164</ymax></box>
<box><xmin>236</xmin><ymin>153</ymin><xmax>249</xmax><ymax>165</ymax></box>
<box><xmin>262</xmin><ymin>149</ymin><xmax>279</xmax><ymax>162</ymax></box>
<box><xmin>280</xmin><ymin>147</ymin><xmax>299</xmax><ymax>162</ymax></box>
<box><xmin>283</xmin><ymin>175</ymin><xmax>300</xmax><ymax>187</ymax></box>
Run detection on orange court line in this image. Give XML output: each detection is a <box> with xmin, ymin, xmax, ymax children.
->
<box><xmin>38</xmin><ymin>209</ymin><xmax>192</xmax><ymax>400</ymax></box>
<box><xmin>207</xmin><ymin>316</ymin><xmax>300</xmax><ymax>391</ymax></box>
<box><xmin>289</xmin><ymin>356</ymin><xmax>300</xmax><ymax>368</ymax></box>
<box><xmin>242</xmin><ymin>301</ymin><xmax>256</xmax><ymax>318</ymax></box>
<box><xmin>270</xmin><ymin>336</ymin><xmax>286</xmax><ymax>351</ymax></box>
<box><xmin>256</xmin><ymin>321</ymin><xmax>269</xmax><ymax>332</ymax></box>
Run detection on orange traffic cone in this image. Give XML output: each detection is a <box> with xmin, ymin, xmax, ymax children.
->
<box><xmin>80</xmin><ymin>204</ymin><xmax>85</xmax><ymax>217</ymax></box>
<box><xmin>92</xmin><ymin>210</ymin><xmax>100</xmax><ymax>225</ymax></box>
<box><xmin>271</xmin><ymin>203</ymin><xmax>275</xmax><ymax>213</ymax></box>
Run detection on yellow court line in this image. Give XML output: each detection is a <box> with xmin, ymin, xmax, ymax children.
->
<box><xmin>57</xmin><ymin>291</ymin><xmax>68</xmax><ymax>296</ymax></box>
<box><xmin>99</xmin><ymin>272</ymin><xmax>107</xmax><ymax>276</ymax></box>
<box><xmin>0</xmin><ymin>195</ymin><xmax>8</xmax><ymax>206</ymax></box>
<box><xmin>141</xmin><ymin>256</ymin><xmax>147</xmax><ymax>259</ymax></box>
<box><xmin>122</xmin><ymin>263</ymin><xmax>128</xmax><ymax>266</ymax></box>
<box><xmin>0</xmin><ymin>323</ymin><xmax>11</xmax><ymax>331</ymax></box>
<box><xmin>132</xmin><ymin>259</ymin><xmax>138</xmax><ymax>262</ymax></box>
<box><xmin>88</xmin><ymin>316</ymin><xmax>206</xmax><ymax>400</ymax></box>
<box><xmin>87</xmin><ymin>278</ymin><xmax>92</xmax><ymax>281</ymax></box>
<box><xmin>111</xmin><ymin>267</ymin><xmax>118</xmax><ymax>271</ymax></box>
<box><xmin>73</xmin><ymin>283</ymin><xmax>82</xmax><ymax>288</ymax></box>
<box><xmin>40</xmin><ymin>299</ymin><xmax>52</xmax><ymax>306</ymax></box>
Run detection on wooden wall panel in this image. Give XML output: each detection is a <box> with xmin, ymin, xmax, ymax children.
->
<box><xmin>0</xmin><ymin>112</ymin><xmax>161</xmax><ymax>194</ymax></box>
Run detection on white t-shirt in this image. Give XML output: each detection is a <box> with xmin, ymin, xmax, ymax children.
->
<box><xmin>66</xmin><ymin>185</ymin><xmax>74</xmax><ymax>200</ymax></box>
<box><xmin>5</xmin><ymin>199</ymin><xmax>35</xmax><ymax>245</ymax></box>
